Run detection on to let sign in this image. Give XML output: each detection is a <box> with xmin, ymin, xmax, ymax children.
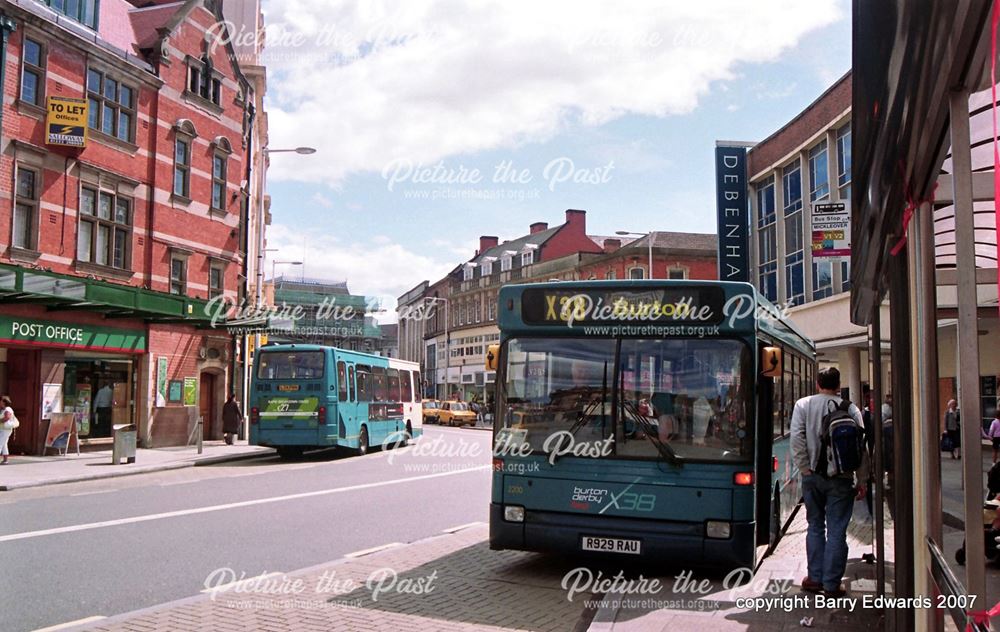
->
<box><xmin>811</xmin><ymin>202</ymin><xmax>851</xmax><ymax>258</ymax></box>
<box><xmin>46</xmin><ymin>96</ymin><xmax>88</xmax><ymax>147</ymax></box>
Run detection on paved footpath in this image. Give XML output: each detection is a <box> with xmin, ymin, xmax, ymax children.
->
<box><xmin>0</xmin><ymin>440</ymin><xmax>272</xmax><ymax>490</ymax></box>
<box><xmin>60</xmin><ymin>504</ymin><xmax>895</xmax><ymax>632</ymax></box>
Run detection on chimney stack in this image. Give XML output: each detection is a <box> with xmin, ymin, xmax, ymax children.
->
<box><xmin>529</xmin><ymin>222</ymin><xmax>548</xmax><ymax>234</ymax></box>
<box><xmin>603</xmin><ymin>238</ymin><xmax>621</xmax><ymax>254</ymax></box>
<box><xmin>478</xmin><ymin>235</ymin><xmax>499</xmax><ymax>255</ymax></box>
<box><xmin>564</xmin><ymin>209</ymin><xmax>586</xmax><ymax>232</ymax></box>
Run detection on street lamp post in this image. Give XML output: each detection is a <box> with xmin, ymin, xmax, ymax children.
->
<box><xmin>616</xmin><ymin>230</ymin><xmax>655</xmax><ymax>279</ymax></box>
<box><xmin>424</xmin><ymin>297</ymin><xmax>449</xmax><ymax>399</ymax></box>
<box><xmin>248</xmin><ymin>147</ymin><xmax>315</xmax><ymax>414</ymax></box>
<box><xmin>272</xmin><ymin>260</ymin><xmax>303</xmax><ymax>284</ymax></box>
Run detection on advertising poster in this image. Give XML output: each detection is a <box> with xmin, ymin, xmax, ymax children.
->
<box><xmin>75</xmin><ymin>384</ymin><xmax>91</xmax><ymax>436</ymax></box>
<box><xmin>183</xmin><ymin>377</ymin><xmax>198</xmax><ymax>406</ymax></box>
<box><xmin>168</xmin><ymin>380</ymin><xmax>183</xmax><ymax>403</ymax></box>
<box><xmin>41</xmin><ymin>382</ymin><xmax>63</xmax><ymax>420</ymax></box>
<box><xmin>156</xmin><ymin>357</ymin><xmax>168</xmax><ymax>407</ymax></box>
<box><xmin>45</xmin><ymin>412</ymin><xmax>75</xmax><ymax>453</ymax></box>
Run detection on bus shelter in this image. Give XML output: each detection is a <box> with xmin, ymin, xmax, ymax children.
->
<box><xmin>852</xmin><ymin>2</ymin><xmax>1000</xmax><ymax>630</ymax></box>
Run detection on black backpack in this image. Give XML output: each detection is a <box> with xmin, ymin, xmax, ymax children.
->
<box><xmin>817</xmin><ymin>398</ymin><xmax>865</xmax><ymax>476</ymax></box>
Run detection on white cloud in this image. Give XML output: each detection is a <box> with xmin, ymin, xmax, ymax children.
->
<box><xmin>309</xmin><ymin>191</ymin><xmax>335</xmax><ymax>208</ymax></box>
<box><xmin>260</xmin><ymin>0</ymin><xmax>842</xmax><ymax>186</ymax></box>
<box><xmin>266</xmin><ymin>223</ymin><xmax>456</xmax><ymax>312</ymax></box>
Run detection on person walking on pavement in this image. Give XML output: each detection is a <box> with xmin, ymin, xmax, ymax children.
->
<box><xmin>791</xmin><ymin>367</ymin><xmax>869</xmax><ymax>598</ymax></box>
<box><xmin>222</xmin><ymin>392</ymin><xmax>242</xmax><ymax>445</ymax></box>
<box><xmin>1</xmin><ymin>395</ymin><xmax>20</xmax><ymax>464</ymax></box>
<box><xmin>986</xmin><ymin>414</ymin><xmax>1000</xmax><ymax>464</ymax></box>
<box><xmin>944</xmin><ymin>399</ymin><xmax>961</xmax><ymax>459</ymax></box>
<box><xmin>94</xmin><ymin>382</ymin><xmax>114</xmax><ymax>436</ymax></box>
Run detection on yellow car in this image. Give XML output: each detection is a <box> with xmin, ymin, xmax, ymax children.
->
<box><xmin>422</xmin><ymin>399</ymin><xmax>441</xmax><ymax>424</ymax></box>
<box><xmin>437</xmin><ymin>401</ymin><xmax>478</xmax><ymax>427</ymax></box>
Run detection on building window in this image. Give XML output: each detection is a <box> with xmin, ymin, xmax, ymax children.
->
<box><xmin>188</xmin><ymin>56</ymin><xmax>222</xmax><ymax>106</ymax></box>
<box><xmin>488</xmin><ymin>297</ymin><xmax>496</xmax><ymax>320</ymax></box>
<box><xmin>20</xmin><ymin>37</ymin><xmax>45</xmax><ymax>106</ymax></box>
<box><xmin>480</xmin><ymin>260</ymin><xmax>492</xmax><ymax>276</ymax></box>
<box><xmin>501</xmin><ymin>255</ymin><xmax>512</xmax><ymax>271</ymax></box>
<box><xmin>758</xmin><ymin>174</ymin><xmax>778</xmax><ymax>302</ymax></box>
<box><xmin>46</xmin><ymin>0</ymin><xmax>98</xmax><ymax>29</ymax></box>
<box><xmin>173</xmin><ymin>138</ymin><xmax>190</xmax><ymax>197</ymax></box>
<box><xmin>521</xmin><ymin>250</ymin><xmax>534</xmax><ymax>266</ymax></box>
<box><xmin>782</xmin><ymin>161</ymin><xmax>802</xmax><ymax>215</ymax></box>
<box><xmin>77</xmin><ymin>187</ymin><xmax>132</xmax><ymax>269</ymax></box>
<box><xmin>808</xmin><ymin>140</ymin><xmax>830</xmax><ymax>202</ymax></box>
<box><xmin>812</xmin><ymin>259</ymin><xmax>833</xmax><ymax>300</ymax></box>
<box><xmin>211</xmin><ymin>154</ymin><xmax>227</xmax><ymax>210</ymax></box>
<box><xmin>628</xmin><ymin>267</ymin><xmax>645</xmax><ymax>280</ymax></box>
<box><xmin>13</xmin><ymin>166</ymin><xmax>40</xmax><ymax>250</ymax></box>
<box><xmin>209</xmin><ymin>263</ymin><xmax>224</xmax><ymax>299</ymax></box>
<box><xmin>668</xmin><ymin>268</ymin><xmax>686</xmax><ymax>280</ymax></box>
<box><xmin>87</xmin><ymin>68</ymin><xmax>135</xmax><ymax>143</ymax></box>
<box><xmin>606</xmin><ymin>269</ymin><xmax>616</xmax><ymax>279</ymax></box>
<box><xmin>785</xmin><ymin>251</ymin><xmax>804</xmax><ymax>306</ymax></box>
<box><xmin>840</xmin><ymin>260</ymin><xmax>851</xmax><ymax>292</ymax></box>
<box><xmin>170</xmin><ymin>257</ymin><xmax>187</xmax><ymax>295</ymax></box>
<box><xmin>837</xmin><ymin>123</ymin><xmax>851</xmax><ymax>199</ymax></box>
<box><xmin>463</xmin><ymin>265</ymin><xmax>474</xmax><ymax>281</ymax></box>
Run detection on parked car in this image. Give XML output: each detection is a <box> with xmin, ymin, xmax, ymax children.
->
<box><xmin>437</xmin><ymin>401</ymin><xmax>478</xmax><ymax>427</ymax></box>
<box><xmin>422</xmin><ymin>399</ymin><xmax>441</xmax><ymax>424</ymax></box>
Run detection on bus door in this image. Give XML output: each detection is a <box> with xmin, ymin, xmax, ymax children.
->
<box><xmin>387</xmin><ymin>369</ymin><xmax>404</xmax><ymax>434</ymax></box>
<box><xmin>755</xmin><ymin>342</ymin><xmax>777</xmax><ymax>546</ymax></box>
<box><xmin>335</xmin><ymin>359</ymin><xmax>356</xmax><ymax>440</ymax></box>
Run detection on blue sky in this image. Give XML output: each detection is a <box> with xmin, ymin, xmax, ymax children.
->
<box><xmin>258</xmin><ymin>0</ymin><xmax>850</xmax><ymax>315</ymax></box>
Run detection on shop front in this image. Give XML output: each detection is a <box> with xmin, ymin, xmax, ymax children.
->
<box><xmin>0</xmin><ymin>313</ymin><xmax>145</xmax><ymax>455</ymax></box>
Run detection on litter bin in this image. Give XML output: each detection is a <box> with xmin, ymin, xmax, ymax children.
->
<box><xmin>112</xmin><ymin>424</ymin><xmax>137</xmax><ymax>464</ymax></box>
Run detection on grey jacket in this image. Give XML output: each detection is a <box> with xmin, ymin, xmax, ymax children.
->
<box><xmin>790</xmin><ymin>393</ymin><xmax>869</xmax><ymax>480</ymax></box>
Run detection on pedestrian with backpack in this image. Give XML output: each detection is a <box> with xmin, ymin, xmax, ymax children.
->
<box><xmin>790</xmin><ymin>367</ymin><xmax>869</xmax><ymax>597</ymax></box>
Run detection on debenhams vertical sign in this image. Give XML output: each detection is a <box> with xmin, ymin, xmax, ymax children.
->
<box><xmin>714</xmin><ymin>143</ymin><xmax>750</xmax><ymax>283</ymax></box>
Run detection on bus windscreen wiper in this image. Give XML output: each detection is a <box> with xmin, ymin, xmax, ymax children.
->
<box><xmin>553</xmin><ymin>361</ymin><xmax>609</xmax><ymax>462</ymax></box>
<box><xmin>621</xmin><ymin>399</ymin><xmax>681</xmax><ymax>466</ymax></box>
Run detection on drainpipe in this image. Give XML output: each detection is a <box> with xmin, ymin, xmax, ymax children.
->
<box><xmin>0</xmin><ymin>15</ymin><xmax>17</xmax><ymax>152</ymax></box>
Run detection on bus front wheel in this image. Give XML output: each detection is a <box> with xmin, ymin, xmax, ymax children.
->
<box><xmin>402</xmin><ymin>423</ymin><xmax>412</xmax><ymax>446</ymax></box>
<box><xmin>358</xmin><ymin>427</ymin><xmax>369</xmax><ymax>456</ymax></box>
<box><xmin>769</xmin><ymin>486</ymin><xmax>782</xmax><ymax>550</ymax></box>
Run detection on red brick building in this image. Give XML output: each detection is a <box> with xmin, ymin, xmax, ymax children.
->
<box><xmin>0</xmin><ymin>0</ymin><xmax>254</xmax><ymax>453</ymax></box>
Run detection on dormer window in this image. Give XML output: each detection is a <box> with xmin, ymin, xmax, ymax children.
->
<box><xmin>187</xmin><ymin>55</ymin><xmax>222</xmax><ymax>107</ymax></box>
<box><xmin>46</xmin><ymin>0</ymin><xmax>98</xmax><ymax>30</ymax></box>
<box><xmin>463</xmin><ymin>264</ymin><xmax>475</xmax><ymax>281</ymax></box>
<box><xmin>480</xmin><ymin>259</ymin><xmax>493</xmax><ymax>276</ymax></box>
<box><xmin>501</xmin><ymin>255</ymin><xmax>512</xmax><ymax>272</ymax></box>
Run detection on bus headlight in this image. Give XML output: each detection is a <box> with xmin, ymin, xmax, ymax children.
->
<box><xmin>504</xmin><ymin>505</ymin><xmax>525</xmax><ymax>522</ymax></box>
<box><xmin>706</xmin><ymin>521</ymin><xmax>731</xmax><ymax>539</ymax></box>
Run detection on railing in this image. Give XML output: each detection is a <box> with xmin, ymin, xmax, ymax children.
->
<box><xmin>927</xmin><ymin>536</ymin><xmax>989</xmax><ymax>631</ymax></box>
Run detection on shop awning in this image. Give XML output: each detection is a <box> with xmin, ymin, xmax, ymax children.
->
<box><xmin>850</xmin><ymin>0</ymin><xmax>994</xmax><ymax>324</ymax></box>
<box><xmin>0</xmin><ymin>263</ymin><xmax>221</xmax><ymax>326</ymax></box>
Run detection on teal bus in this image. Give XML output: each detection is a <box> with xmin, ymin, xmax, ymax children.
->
<box><xmin>250</xmin><ymin>344</ymin><xmax>423</xmax><ymax>459</ymax></box>
<box><xmin>487</xmin><ymin>280</ymin><xmax>815</xmax><ymax>568</ymax></box>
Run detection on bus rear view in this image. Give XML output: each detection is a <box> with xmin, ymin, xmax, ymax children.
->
<box><xmin>488</xmin><ymin>281</ymin><xmax>773</xmax><ymax>569</ymax></box>
<box><xmin>250</xmin><ymin>345</ymin><xmax>330</xmax><ymax>459</ymax></box>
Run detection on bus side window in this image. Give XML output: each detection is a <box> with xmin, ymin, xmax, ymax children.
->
<box><xmin>357</xmin><ymin>365</ymin><xmax>371</xmax><ymax>401</ymax></box>
<box><xmin>337</xmin><ymin>361</ymin><xmax>348</xmax><ymax>401</ymax></box>
<box><xmin>348</xmin><ymin>366</ymin><xmax>356</xmax><ymax>402</ymax></box>
<box><xmin>401</xmin><ymin>370</ymin><xmax>413</xmax><ymax>402</ymax></box>
<box><xmin>388</xmin><ymin>369</ymin><xmax>401</xmax><ymax>402</ymax></box>
<box><xmin>413</xmin><ymin>371</ymin><xmax>422</xmax><ymax>400</ymax></box>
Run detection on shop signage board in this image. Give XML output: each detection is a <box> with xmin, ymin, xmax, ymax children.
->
<box><xmin>44</xmin><ymin>412</ymin><xmax>79</xmax><ymax>456</ymax></box>
<box><xmin>46</xmin><ymin>96</ymin><xmax>88</xmax><ymax>147</ymax></box>
<box><xmin>811</xmin><ymin>202</ymin><xmax>851</xmax><ymax>258</ymax></box>
<box><xmin>0</xmin><ymin>316</ymin><xmax>145</xmax><ymax>353</ymax></box>
<box><xmin>183</xmin><ymin>377</ymin><xmax>198</xmax><ymax>406</ymax></box>
<box><xmin>714</xmin><ymin>143</ymin><xmax>750</xmax><ymax>282</ymax></box>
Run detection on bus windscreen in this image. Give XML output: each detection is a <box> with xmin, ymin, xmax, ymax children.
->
<box><xmin>257</xmin><ymin>351</ymin><xmax>325</xmax><ymax>380</ymax></box>
<box><xmin>498</xmin><ymin>337</ymin><xmax>752</xmax><ymax>462</ymax></box>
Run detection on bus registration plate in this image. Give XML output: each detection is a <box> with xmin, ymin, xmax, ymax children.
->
<box><xmin>581</xmin><ymin>536</ymin><xmax>641</xmax><ymax>555</ymax></box>
<box><xmin>278</xmin><ymin>385</ymin><xmax>300</xmax><ymax>392</ymax></box>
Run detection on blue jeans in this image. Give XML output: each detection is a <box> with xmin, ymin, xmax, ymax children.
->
<box><xmin>802</xmin><ymin>474</ymin><xmax>855</xmax><ymax>590</ymax></box>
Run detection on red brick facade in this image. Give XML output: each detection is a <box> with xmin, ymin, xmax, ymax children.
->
<box><xmin>0</xmin><ymin>0</ymin><xmax>250</xmax><ymax>452</ymax></box>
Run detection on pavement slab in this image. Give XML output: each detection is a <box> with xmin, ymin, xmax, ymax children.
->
<box><xmin>59</xmin><ymin>500</ymin><xmax>896</xmax><ymax>632</ymax></box>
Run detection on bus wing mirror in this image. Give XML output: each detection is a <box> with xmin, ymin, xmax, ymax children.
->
<box><xmin>485</xmin><ymin>344</ymin><xmax>500</xmax><ymax>371</ymax></box>
<box><xmin>762</xmin><ymin>346</ymin><xmax>782</xmax><ymax>378</ymax></box>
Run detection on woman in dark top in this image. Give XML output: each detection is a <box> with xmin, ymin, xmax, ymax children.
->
<box><xmin>222</xmin><ymin>393</ymin><xmax>242</xmax><ymax>445</ymax></box>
